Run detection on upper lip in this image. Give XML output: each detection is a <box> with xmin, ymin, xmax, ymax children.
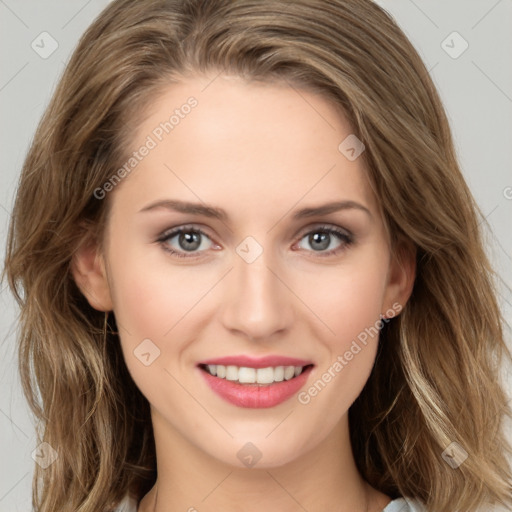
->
<box><xmin>198</xmin><ymin>355</ymin><xmax>314</xmax><ymax>369</ymax></box>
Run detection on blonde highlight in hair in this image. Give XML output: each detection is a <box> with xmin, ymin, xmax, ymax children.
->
<box><xmin>3</xmin><ymin>1</ymin><xmax>511</xmax><ymax>511</ymax></box>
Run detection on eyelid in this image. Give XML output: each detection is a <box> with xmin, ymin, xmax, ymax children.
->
<box><xmin>156</xmin><ymin>224</ymin><xmax>219</xmax><ymax>256</ymax></box>
<box><xmin>157</xmin><ymin>222</ymin><xmax>354</xmax><ymax>259</ymax></box>
<box><xmin>295</xmin><ymin>222</ymin><xmax>352</xmax><ymax>239</ymax></box>
<box><xmin>292</xmin><ymin>223</ymin><xmax>354</xmax><ymax>257</ymax></box>
<box><xmin>157</xmin><ymin>223</ymin><xmax>214</xmax><ymax>241</ymax></box>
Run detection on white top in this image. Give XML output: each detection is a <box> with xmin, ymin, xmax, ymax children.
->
<box><xmin>115</xmin><ymin>495</ymin><xmax>427</xmax><ymax>511</ymax></box>
<box><xmin>383</xmin><ymin>497</ymin><xmax>427</xmax><ymax>511</ymax></box>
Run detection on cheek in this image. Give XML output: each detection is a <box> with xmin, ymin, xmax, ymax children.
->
<box><xmin>107</xmin><ymin>244</ymin><xmax>214</xmax><ymax>381</ymax></box>
<box><xmin>293</xmin><ymin>255</ymin><xmax>388</xmax><ymax>408</ymax></box>
<box><xmin>302</xmin><ymin>255</ymin><xmax>388</xmax><ymax>347</ymax></box>
<box><xmin>108</xmin><ymin>235</ymin><xmax>201</xmax><ymax>333</ymax></box>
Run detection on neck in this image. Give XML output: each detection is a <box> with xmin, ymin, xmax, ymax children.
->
<box><xmin>139</xmin><ymin>408</ymin><xmax>390</xmax><ymax>512</ymax></box>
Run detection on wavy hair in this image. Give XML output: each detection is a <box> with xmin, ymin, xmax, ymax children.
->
<box><xmin>3</xmin><ymin>0</ymin><xmax>512</xmax><ymax>511</ymax></box>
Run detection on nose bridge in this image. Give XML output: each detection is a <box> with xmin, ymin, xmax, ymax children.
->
<box><xmin>220</xmin><ymin>238</ymin><xmax>293</xmax><ymax>340</ymax></box>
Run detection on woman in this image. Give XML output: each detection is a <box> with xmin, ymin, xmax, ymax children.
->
<box><xmin>3</xmin><ymin>0</ymin><xmax>511</xmax><ymax>511</ymax></box>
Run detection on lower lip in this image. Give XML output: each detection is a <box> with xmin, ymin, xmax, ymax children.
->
<box><xmin>198</xmin><ymin>365</ymin><xmax>314</xmax><ymax>408</ymax></box>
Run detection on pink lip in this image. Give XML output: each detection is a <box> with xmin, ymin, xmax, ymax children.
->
<box><xmin>198</xmin><ymin>362</ymin><xmax>314</xmax><ymax>409</ymax></box>
<box><xmin>198</xmin><ymin>355</ymin><xmax>313</xmax><ymax>369</ymax></box>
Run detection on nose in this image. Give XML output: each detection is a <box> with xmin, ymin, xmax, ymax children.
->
<box><xmin>219</xmin><ymin>247</ymin><xmax>294</xmax><ymax>342</ymax></box>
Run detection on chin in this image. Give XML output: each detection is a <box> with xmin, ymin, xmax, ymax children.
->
<box><xmin>207</xmin><ymin>434</ymin><xmax>310</xmax><ymax>470</ymax></box>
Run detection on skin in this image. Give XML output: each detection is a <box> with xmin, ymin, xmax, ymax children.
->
<box><xmin>72</xmin><ymin>74</ymin><xmax>415</xmax><ymax>512</ymax></box>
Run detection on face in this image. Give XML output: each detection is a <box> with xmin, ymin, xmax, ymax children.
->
<box><xmin>73</xmin><ymin>74</ymin><xmax>414</xmax><ymax>469</ymax></box>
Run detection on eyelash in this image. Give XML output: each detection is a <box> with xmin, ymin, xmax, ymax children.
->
<box><xmin>156</xmin><ymin>224</ymin><xmax>354</xmax><ymax>259</ymax></box>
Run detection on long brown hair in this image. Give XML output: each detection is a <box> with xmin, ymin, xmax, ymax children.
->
<box><xmin>3</xmin><ymin>1</ymin><xmax>511</xmax><ymax>511</ymax></box>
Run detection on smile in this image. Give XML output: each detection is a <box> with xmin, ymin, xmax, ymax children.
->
<box><xmin>200</xmin><ymin>364</ymin><xmax>310</xmax><ymax>385</ymax></box>
<box><xmin>197</xmin><ymin>357</ymin><xmax>315</xmax><ymax>408</ymax></box>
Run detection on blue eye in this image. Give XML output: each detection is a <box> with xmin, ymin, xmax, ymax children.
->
<box><xmin>157</xmin><ymin>226</ymin><xmax>214</xmax><ymax>258</ymax></box>
<box><xmin>157</xmin><ymin>224</ymin><xmax>354</xmax><ymax>259</ymax></box>
<box><xmin>296</xmin><ymin>225</ymin><xmax>353</xmax><ymax>257</ymax></box>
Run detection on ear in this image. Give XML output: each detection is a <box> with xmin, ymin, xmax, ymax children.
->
<box><xmin>381</xmin><ymin>238</ymin><xmax>416</xmax><ymax>317</ymax></box>
<box><xmin>70</xmin><ymin>234</ymin><xmax>113</xmax><ymax>312</ymax></box>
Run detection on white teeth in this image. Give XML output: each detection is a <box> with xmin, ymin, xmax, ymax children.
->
<box><xmin>274</xmin><ymin>366</ymin><xmax>284</xmax><ymax>382</ymax></box>
<box><xmin>204</xmin><ymin>364</ymin><xmax>307</xmax><ymax>384</ymax></box>
<box><xmin>225</xmin><ymin>365</ymin><xmax>238</xmax><ymax>381</ymax></box>
<box><xmin>238</xmin><ymin>367</ymin><xmax>256</xmax><ymax>383</ymax></box>
<box><xmin>256</xmin><ymin>367</ymin><xmax>275</xmax><ymax>384</ymax></box>
<box><xmin>284</xmin><ymin>366</ymin><xmax>295</xmax><ymax>380</ymax></box>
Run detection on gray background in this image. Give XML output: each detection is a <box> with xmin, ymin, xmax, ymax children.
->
<box><xmin>1</xmin><ymin>1</ymin><xmax>511</xmax><ymax>510</ymax></box>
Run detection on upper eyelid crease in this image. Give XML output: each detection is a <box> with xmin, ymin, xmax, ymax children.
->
<box><xmin>138</xmin><ymin>199</ymin><xmax>372</xmax><ymax>221</ymax></box>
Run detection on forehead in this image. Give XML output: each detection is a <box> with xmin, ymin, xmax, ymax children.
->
<box><xmin>110</xmin><ymin>75</ymin><xmax>377</xmax><ymax>219</ymax></box>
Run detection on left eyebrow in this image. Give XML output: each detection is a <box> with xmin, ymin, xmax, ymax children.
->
<box><xmin>291</xmin><ymin>200</ymin><xmax>372</xmax><ymax>220</ymax></box>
